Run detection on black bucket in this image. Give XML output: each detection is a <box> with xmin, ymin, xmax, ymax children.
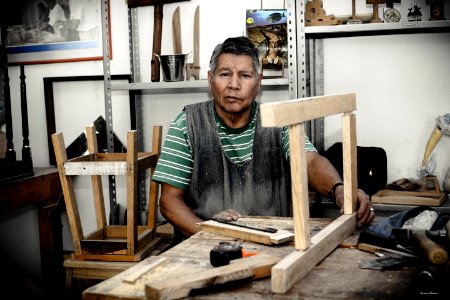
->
<box><xmin>159</xmin><ymin>54</ymin><xmax>187</xmax><ymax>82</ymax></box>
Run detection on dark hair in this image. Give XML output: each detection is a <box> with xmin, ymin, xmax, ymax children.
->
<box><xmin>209</xmin><ymin>36</ymin><xmax>260</xmax><ymax>76</ymax></box>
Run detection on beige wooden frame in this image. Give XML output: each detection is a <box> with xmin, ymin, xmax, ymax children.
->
<box><xmin>52</xmin><ymin>125</ymin><xmax>163</xmax><ymax>262</ymax></box>
<box><xmin>260</xmin><ymin>93</ymin><xmax>358</xmax><ymax>293</ymax></box>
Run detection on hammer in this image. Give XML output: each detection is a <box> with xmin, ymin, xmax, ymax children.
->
<box><xmin>391</xmin><ymin>226</ymin><xmax>449</xmax><ymax>265</ymax></box>
<box><xmin>128</xmin><ymin>0</ymin><xmax>190</xmax><ymax>82</ymax></box>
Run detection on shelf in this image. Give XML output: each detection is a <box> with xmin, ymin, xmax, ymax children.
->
<box><xmin>110</xmin><ymin>78</ymin><xmax>289</xmax><ymax>93</ymax></box>
<box><xmin>305</xmin><ymin>20</ymin><xmax>450</xmax><ymax>38</ymax></box>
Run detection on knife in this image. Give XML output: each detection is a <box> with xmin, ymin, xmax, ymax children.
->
<box><xmin>186</xmin><ymin>5</ymin><xmax>200</xmax><ymax>80</ymax></box>
<box><xmin>172</xmin><ymin>6</ymin><xmax>182</xmax><ymax>54</ymax></box>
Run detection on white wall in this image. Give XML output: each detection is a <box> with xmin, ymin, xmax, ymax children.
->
<box><xmin>1</xmin><ymin>0</ymin><xmax>450</xmax><ymax>278</ymax></box>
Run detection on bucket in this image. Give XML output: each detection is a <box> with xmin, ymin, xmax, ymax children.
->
<box><xmin>159</xmin><ymin>54</ymin><xmax>187</xmax><ymax>82</ymax></box>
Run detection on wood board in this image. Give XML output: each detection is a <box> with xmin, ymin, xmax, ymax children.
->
<box><xmin>196</xmin><ymin>220</ymin><xmax>294</xmax><ymax>245</ymax></box>
<box><xmin>145</xmin><ymin>253</ymin><xmax>280</xmax><ymax>300</ymax></box>
<box><xmin>371</xmin><ymin>189</ymin><xmax>446</xmax><ymax>206</ymax></box>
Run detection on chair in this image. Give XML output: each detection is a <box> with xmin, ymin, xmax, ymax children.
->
<box><xmin>52</xmin><ymin>125</ymin><xmax>165</xmax><ymax>291</ymax></box>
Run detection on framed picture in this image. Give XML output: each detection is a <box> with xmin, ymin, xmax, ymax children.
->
<box><xmin>246</xmin><ymin>9</ymin><xmax>288</xmax><ymax>79</ymax></box>
<box><xmin>44</xmin><ymin>74</ymin><xmax>134</xmax><ymax>165</ymax></box>
<box><xmin>4</xmin><ymin>0</ymin><xmax>111</xmax><ymax>65</ymax></box>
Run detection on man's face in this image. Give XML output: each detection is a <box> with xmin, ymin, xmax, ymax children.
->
<box><xmin>209</xmin><ymin>53</ymin><xmax>262</xmax><ymax>119</ymax></box>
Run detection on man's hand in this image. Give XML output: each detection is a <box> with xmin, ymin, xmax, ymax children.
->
<box><xmin>212</xmin><ymin>209</ymin><xmax>242</xmax><ymax>222</ymax></box>
<box><xmin>334</xmin><ymin>185</ymin><xmax>375</xmax><ymax>228</ymax></box>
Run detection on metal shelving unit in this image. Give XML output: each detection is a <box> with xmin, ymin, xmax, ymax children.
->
<box><xmin>99</xmin><ymin>0</ymin><xmax>450</xmax><ymax>223</ymax></box>
<box><xmin>306</xmin><ymin>19</ymin><xmax>450</xmax><ymax>37</ymax></box>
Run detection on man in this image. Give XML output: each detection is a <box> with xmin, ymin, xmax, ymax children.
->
<box><xmin>153</xmin><ymin>36</ymin><xmax>375</xmax><ymax>245</ymax></box>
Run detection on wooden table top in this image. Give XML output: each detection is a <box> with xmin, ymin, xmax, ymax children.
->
<box><xmin>83</xmin><ymin>217</ymin><xmax>420</xmax><ymax>300</ymax></box>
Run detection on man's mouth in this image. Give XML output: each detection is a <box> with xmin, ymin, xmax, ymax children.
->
<box><xmin>224</xmin><ymin>96</ymin><xmax>241</xmax><ymax>101</ymax></box>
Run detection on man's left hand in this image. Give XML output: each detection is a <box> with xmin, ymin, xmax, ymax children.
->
<box><xmin>335</xmin><ymin>186</ymin><xmax>375</xmax><ymax>228</ymax></box>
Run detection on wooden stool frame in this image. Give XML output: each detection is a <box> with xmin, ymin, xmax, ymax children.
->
<box><xmin>52</xmin><ymin>126</ymin><xmax>163</xmax><ymax>262</ymax></box>
<box><xmin>260</xmin><ymin>93</ymin><xmax>358</xmax><ymax>293</ymax></box>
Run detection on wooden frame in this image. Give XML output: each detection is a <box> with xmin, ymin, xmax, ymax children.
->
<box><xmin>52</xmin><ymin>125</ymin><xmax>163</xmax><ymax>262</ymax></box>
<box><xmin>260</xmin><ymin>93</ymin><xmax>358</xmax><ymax>293</ymax></box>
<box><xmin>44</xmin><ymin>74</ymin><xmax>134</xmax><ymax>165</ymax></box>
<box><xmin>5</xmin><ymin>0</ymin><xmax>112</xmax><ymax>65</ymax></box>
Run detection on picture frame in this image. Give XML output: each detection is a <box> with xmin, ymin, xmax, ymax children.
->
<box><xmin>246</xmin><ymin>9</ymin><xmax>288</xmax><ymax>79</ymax></box>
<box><xmin>44</xmin><ymin>74</ymin><xmax>135</xmax><ymax>165</ymax></box>
<box><xmin>5</xmin><ymin>0</ymin><xmax>111</xmax><ymax>65</ymax></box>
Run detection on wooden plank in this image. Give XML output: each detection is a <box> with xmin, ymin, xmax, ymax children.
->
<box><xmin>342</xmin><ymin>113</ymin><xmax>358</xmax><ymax>214</ymax></box>
<box><xmin>127</xmin><ymin>130</ymin><xmax>138</xmax><ymax>256</ymax></box>
<box><xmin>102</xmin><ymin>225</ymin><xmax>153</xmax><ymax>238</ymax></box>
<box><xmin>67</xmin><ymin>153</ymin><xmax>150</xmax><ymax>163</ymax></box>
<box><xmin>64</xmin><ymin>161</ymin><xmax>128</xmax><ymax>175</ymax></box>
<box><xmin>86</xmin><ymin>126</ymin><xmax>107</xmax><ymax>229</ymax></box>
<box><xmin>122</xmin><ymin>257</ymin><xmax>167</xmax><ymax>284</ymax></box>
<box><xmin>196</xmin><ymin>220</ymin><xmax>294</xmax><ymax>245</ymax></box>
<box><xmin>52</xmin><ymin>132</ymin><xmax>84</xmax><ymax>254</ymax></box>
<box><xmin>289</xmin><ymin>123</ymin><xmax>310</xmax><ymax>250</ymax></box>
<box><xmin>371</xmin><ymin>191</ymin><xmax>446</xmax><ymax>206</ymax></box>
<box><xmin>148</xmin><ymin>126</ymin><xmax>163</xmax><ymax>231</ymax></box>
<box><xmin>271</xmin><ymin>214</ymin><xmax>357</xmax><ymax>293</ymax></box>
<box><xmin>145</xmin><ymin>253</ymin><xmax>280</xmax><ymax>300</ymax></box>
<box><xmin>73</xmin><ymin>237</ymin><xmax>162</xmax><ymax>262</ymax></box>
<box><xmin>260</xmin><ymin>93</ymin><xmax>356</xmax><ymax>127</ymax></box>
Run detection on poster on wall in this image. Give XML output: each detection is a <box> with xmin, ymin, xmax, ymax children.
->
<box><xmin>4</xmin><ymin>0</ymin><xmax>111</xmax><ymax>65</ymax></box>
<box><xmin>246</xmin><ymin>9</ymin><xmax>288</xmax><ymax>79</ymax></box>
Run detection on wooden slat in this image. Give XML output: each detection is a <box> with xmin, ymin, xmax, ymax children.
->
<box><xmin>260</xmin><ymin>93</ymin><xmax>356</xmax><ymax>127</ymax></box>
<box><xmin>271</xmin><ymin>214</ymin><xmax>357</xmax><ymax>293</ymax></box>
<box><xmin>103</xmin><ymin>225</ymin><xmax>153</xmax><ymax>238</ymax></box>
<box><xmin>196</xmin><ymin>220</ymin><xmax>294</xmax><ymax>245</ymax></box>
<box><xmin>84</xmin><ymin>228</ymin><xmax>105</xmax><ymax>240</ymax></box>
<box><xmin>86</xmin><ymin>126</ymin><xmax>107</xmax><ymax>228</ymax></box>
<box><xmin>148</xmin><ymin>126</ymin><xmax>162</xmax><ymax>231</ymax></box>
<box><xmin>289</xmin><ymin>123</ymin><xmax>310</xmax><ymax>250</ymax></box>
<box><xmin>371</xmin><ymin>191</ymin><xmax>446</xmax><ymax>206</ymax></box>
<box><xmin>80</xmin><ymin>239</ymin><xmax>128</xmax><ymax>254</ymax></box>
<box><xmin>63</xmin><ymin>153</ymin><xmax>154</xmax><ymax>175</ymax></box>
<box><xmin>122</xmin><ymin>257</ymin><xmax>167</xmax><ymax>284</ymax></box>
<box><xmin>52</xmin><ymin>132</ymin><xmax>84</xmax><ymax>254</ymax></box>
<box><xmin>73</xmin><ymin>237</ymin><xmax>162</xmax><ymax>262</ymax></box>
<box><xmin>342</xmin><ymin>113</ymin><xmax>358</xmax><ymax>214</ymax></box>
<box><xmin>127</xmin><ymin>130</ymin><xmax>138</xmax><ymax>256</ymax></box>
<box><xmin>64</xmin><ymin>161</ymin><xmax>128</xmax><ymax>175</ymax></box>
<box><xmin>145</xmin><ymin>253</ymin><xmax>280</xmax><ymax>300</ymax></box>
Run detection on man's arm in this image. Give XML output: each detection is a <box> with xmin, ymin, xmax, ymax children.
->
<box><xmin>306</xmin><ymin>151</ymin><xmax>374</xmax><ymax>228</ymax></box>
<box><xmin>159</xmin><ymin>183</ymin><xmax>203</xmax><ymax>237</ymax></box>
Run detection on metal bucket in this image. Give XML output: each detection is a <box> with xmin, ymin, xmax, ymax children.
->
<box><xmin>159</xmin><ymin>54</ymin><xmax>187</xmax><ymax>82</ymax></box>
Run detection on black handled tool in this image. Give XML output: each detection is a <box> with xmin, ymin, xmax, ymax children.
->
<box><xmin>213</xmin><ymin>219</ymin><xmax>278</xmax><ymax>233</ymax></box>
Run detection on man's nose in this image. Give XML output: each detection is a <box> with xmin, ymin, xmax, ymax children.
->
<box><xmin>227</xmin><ymin>74</ymin><xmax>240</xmax><ymax>89</ymax></box>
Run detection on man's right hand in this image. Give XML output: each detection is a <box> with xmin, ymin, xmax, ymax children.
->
<box><xmin>212</xmin><ymin>209</ymin><xmax>242</xmax><ymax>222</ymax></box>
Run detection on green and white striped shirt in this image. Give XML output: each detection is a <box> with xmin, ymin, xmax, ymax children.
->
<box><xmin>152</xmin><ymin>102</ymin><xmax>316</xmax><ymax>190</ymax></box>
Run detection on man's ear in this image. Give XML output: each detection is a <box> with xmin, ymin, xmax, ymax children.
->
<box><xmin>208</xmin><ymin>71</ymin><xmax>212</xmax><ymax>86</ymax></box>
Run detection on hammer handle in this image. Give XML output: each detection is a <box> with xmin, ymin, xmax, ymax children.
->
<box><xmin>412</xmin><ymin>230</ymin><xmax>448</xmax><ymax>265</ymax></box>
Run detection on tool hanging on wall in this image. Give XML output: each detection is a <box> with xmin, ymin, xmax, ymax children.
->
<box><xmin>127</xmin><ymin>0</ymin><xmax>190</xmax><ymax>82</ymax></box>
<box><xmin>172</xmin><ymin>6</ymin><xmax>182</xmax><ymax>54</ymax></box>
<box><xmin>185</xmin><ymin>5</ymin><xmax>200</xmax><ymax>80</ymax></box>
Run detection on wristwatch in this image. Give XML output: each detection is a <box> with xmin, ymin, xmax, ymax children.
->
<box><xmin>328</xmin><ymin>182</ymin><xmax>344</xmax><ymax>204</ymax></box>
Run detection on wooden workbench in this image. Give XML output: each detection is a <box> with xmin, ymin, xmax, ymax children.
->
<box><xmin>83</xmin><ymin>217</ymin><xmax>420</xmax><ymax>300</ymax></box>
